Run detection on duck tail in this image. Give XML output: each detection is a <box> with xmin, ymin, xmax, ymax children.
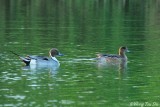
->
<box><xmin>9</xmin><ymin>51</ymin><xmax>20</xmax><ymax>57</ymax></box>
<box><xmin>10</xmin><ymin>51</ymin><xmax>30</xmax><ymax>66</ymax></box>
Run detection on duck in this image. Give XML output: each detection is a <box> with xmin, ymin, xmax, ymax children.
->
<box><xmin>10</xmin><ymin>48</ymin><xmax>63</xmax><ymax>66</ymax></box>
<box><xmin>97</xmin><ymin>46</ymin><xmax>129</xmax><ymax>63</ymax></box>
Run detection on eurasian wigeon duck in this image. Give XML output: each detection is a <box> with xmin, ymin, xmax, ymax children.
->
<box><xmin>11</xmin><ymin>48</ymin><xmax>63</xmax><ymax>66</ymax></box>
<box><xmin>97</xmin><ymin>46</ymin><xmax>129</xmax><ymax>63</ymax></box>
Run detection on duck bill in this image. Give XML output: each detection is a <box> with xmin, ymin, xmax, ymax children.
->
<box><xmin>58</xmin><ymin>53</ymin><xmax>64</xmax><ymax>56</ymax></box>
<box><xmin>126</xmin><ymin>49</ymin><xmax>130</xmax><ymax>52</ymax></box>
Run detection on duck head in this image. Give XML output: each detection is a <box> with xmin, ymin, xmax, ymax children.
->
<box><xmin>49</xmin><ymin>48</ymin><xmax>63</xmax><ymax>57</ymax></box>
<box><xmin>119</xmin><ymin>46</ymin><xmax>129</xmax><ymax>57</ymax></box>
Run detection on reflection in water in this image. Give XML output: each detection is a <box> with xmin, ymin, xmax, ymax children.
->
<box><xmin>70</xmin><ymin>56</ymin><xmax>128</xmax><ymax>73</ymax></box>
<box><xmin>22</xmin><ymin>65</ymin><xmax>59</xmax><ymax>75</ymax></box>
<box><xmin>0</xmin><ymin>0</ymin><xmax>160</xmax><ymax>106</ymax></box>
<box><xmin>97</xmin><ymin>58</ymin><xmax>128</xmax><ymax>72</ymax></box>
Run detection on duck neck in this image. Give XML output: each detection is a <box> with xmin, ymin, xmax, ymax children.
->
<box><xmin>119</xmin><ymin>51</ymin><xmax>126</xmax><ymax>58</ymax></box>
<box><xmin>119</xmin><ymin>51</ymin><xmax>127</xmax><ymax>62</ymax></box>
<box><xmin>51</xmin><ymin>56</ymin><xmax>57</xmax><ymax>61</ymax></box>
<box><xmin>51</xmin><ymin>56</ymin><xmax>60</xmax><ymax>64</ymax></box>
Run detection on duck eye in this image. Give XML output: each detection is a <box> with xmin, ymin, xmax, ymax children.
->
<box><xmin>122</xmin><ymin>47</ymin><xmax>126</xmax><ymax>49</ymax></box>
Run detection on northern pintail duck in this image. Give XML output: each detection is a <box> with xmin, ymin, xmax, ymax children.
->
<box><xmin>11</xmin><ymin>48</ymin><xmax>63</xmax><ymax>66</ymax></box>
<box><xmin>97</xmin><ymin>46</ymin><xmax>129</xmax><ymax>63</ymax></box>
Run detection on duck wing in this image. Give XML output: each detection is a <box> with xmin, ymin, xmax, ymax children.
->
<box><xmin>101</xmin><ymin>54</ymin><xmax>121</xmax><ymax>58</ymax></box>
<box><xmin>28</xmin><ymin>55</ymin><xmax>49</xmax><ymax>60</ymax></box>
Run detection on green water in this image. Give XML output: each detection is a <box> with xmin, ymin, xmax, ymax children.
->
<box><xmin>0</xmin><ymin>0</ymin><xmax>160</xmax><ymax>107</ymax></box>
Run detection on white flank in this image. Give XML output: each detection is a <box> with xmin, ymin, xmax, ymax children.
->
<box><xmin>30</xmin><ymin>59</ymin><xmax>36</xmax><ymax>65</ymax></box>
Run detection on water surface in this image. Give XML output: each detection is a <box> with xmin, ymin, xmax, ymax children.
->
<box><xmin>0</xmin><ymin>0</ymin><xmax>160</xmax><ymax>107</ymax></box>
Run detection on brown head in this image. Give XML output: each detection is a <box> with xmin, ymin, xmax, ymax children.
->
<box><xmin>49</xmin><ymin>48</ymin><xmax>63</xmax><ymax>57</ymax></box>
<box><xmin>118</xmin><ymin>46</ymin><xmax>129</xmax><ymax>57</ymax></box>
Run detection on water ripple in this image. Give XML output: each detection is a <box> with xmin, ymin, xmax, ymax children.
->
<box><xmin>5</xmin><ymin>95</ymin><xmax>26</xmax><ymax>100</ymax></box>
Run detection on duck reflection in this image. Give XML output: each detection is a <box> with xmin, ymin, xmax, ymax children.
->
<box><xmin>97</xmin><ymin>57</ymin><xmax>127</xmax><ymax>71</ymax></box>
<box><xmin>22</xmin><ymin>64</ymin><xmax>59</xmax><ymax>75</ymax></box>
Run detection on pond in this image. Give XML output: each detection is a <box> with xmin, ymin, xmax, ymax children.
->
<box><xmin>0</xmin><ymin>0</ymin><xmax>160</xmax><ymax>107</ymax></box>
